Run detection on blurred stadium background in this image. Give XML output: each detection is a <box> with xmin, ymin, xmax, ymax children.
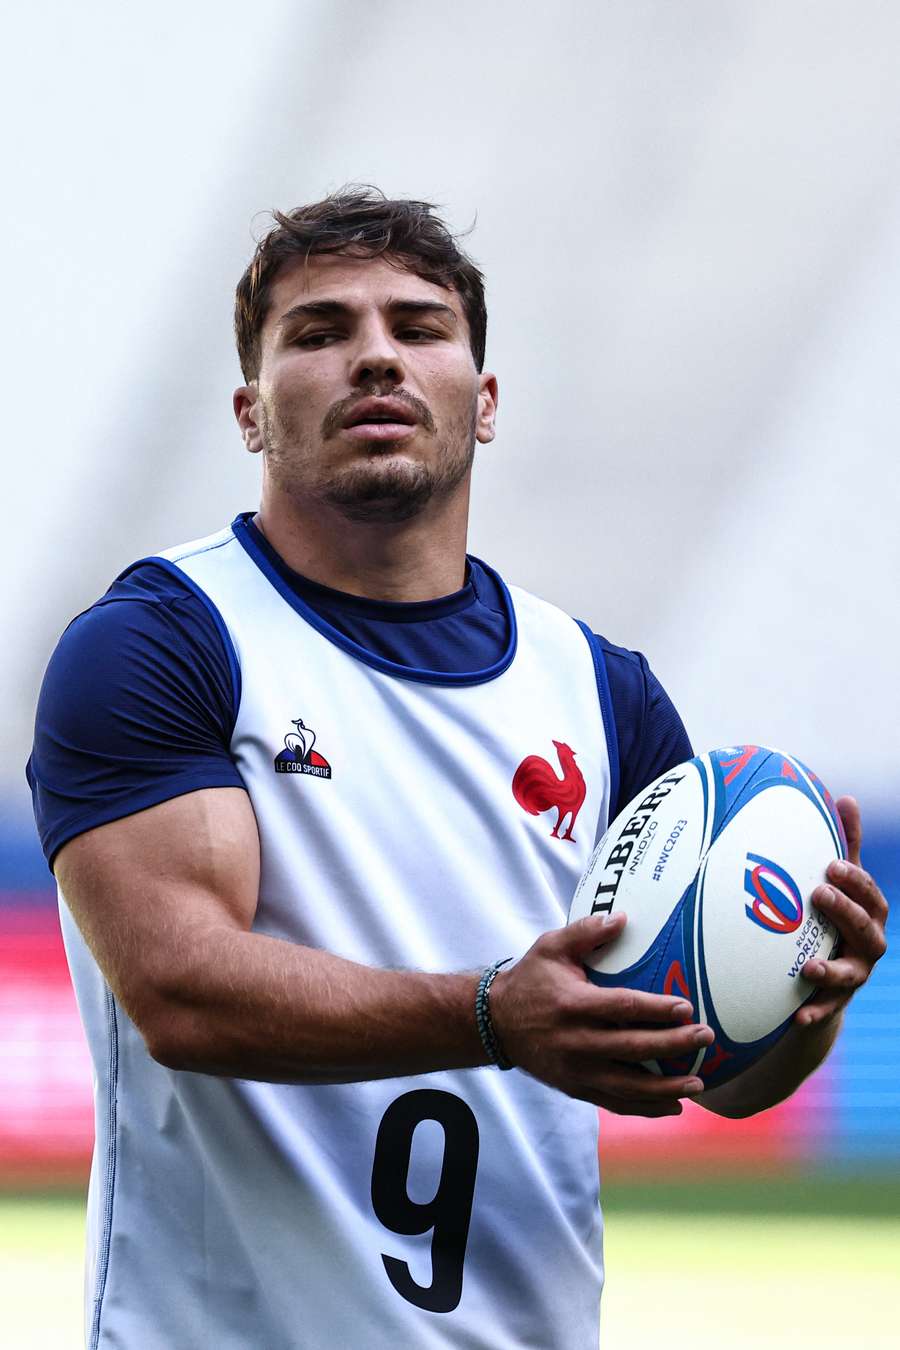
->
<box><xmin>3</xmin><ymin>2</ymin><xmax>899</xmax><ymax>1345</ymax></box>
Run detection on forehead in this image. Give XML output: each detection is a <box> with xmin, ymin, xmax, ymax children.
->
<box><xmin>265</xmin><ymin>253</ymin><xmax>463</xmax><ymax>329</ymax></box>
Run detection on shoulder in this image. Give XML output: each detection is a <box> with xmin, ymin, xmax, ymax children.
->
<box><xmin>594</xmin><ymin>634</ymin><xmax>654</xmax><ymax>707</ymax></box>
<box><xmin>29</xmin><ymin>561</ymin><xmax>242</xmax><ymax>868</ymax></box>
<box><xmin>592</xmin><ymin>633</ymin><xmax>693</xmax><ymax>815</ymax></box>
<box><xmin>47</xmin><ymin>559</ymin><xmax>236</xmax><ymax>701</ymax></box>
<box><xmin>72</xmin><ymin>555</ymin><xmax>222</xmax><ymax>622</ymax></box>
<box><xmin>69</xmin><ymin>555</ymin><xmax>223</xmax><ymax>621</ymax></box>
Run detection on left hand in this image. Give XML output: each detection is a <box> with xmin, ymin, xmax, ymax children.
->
<box><xmin>795</xmin><ymin>796</ymin><xmax>888</xmax><ymax>1027</ymax></box>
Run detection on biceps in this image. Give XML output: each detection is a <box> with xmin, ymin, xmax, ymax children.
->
<box><xmin>54</xmin><ymin>787</ymin><xmax>259</xmax><ymax>1029</ymax></box>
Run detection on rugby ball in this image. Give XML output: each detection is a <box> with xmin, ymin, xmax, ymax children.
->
<box><xmin>567</xmin><ymin>745</ymin><xmax>846</xmax><ymax>1089</ymax></box>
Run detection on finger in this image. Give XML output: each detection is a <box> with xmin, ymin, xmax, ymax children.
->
<box><xmin>592</xmin><ymin>1095</ymin><xmax>685</xmax><ymax>1118</ymax></box>
<box><xmin>795</xmin><ymin>957</ymin><xmax>867</xmax><ymax>1023</ymax></box>
<box><xmin>580</xmin><ymin>1023</ymin><xmax>715</xmax><ymax>1064</ymax></box>
<box><xmin>826</xmin><ymin>860</ymin><xmax>889</xmax><ymax>925</ymax></box>
<box><xmin>836</xmin><ymin>796</ymin><xmax>862</xmax><ymax>866</ymax></box>
<box><xmin>583</xmin><ymin>983</ymin><xmax>697</xmax><ymax>1025</ymax></box>
<box><xmin>554</xmin><ymin>912</ymin><xmax>627</xmax><ymax>960</ymax></box>
<box><xmin>814</xmin><ymin>885</ymin><xmax>888</xmax><ymax>964</ymax></box>
<box><xmin>794</xmin><ymin>995</ymin><xmax>846</xmax><ymax>1026</ymax></box>
<box><xmin>583</xmin><ymin>1064</ymin><xmax>705</xmax><ymax>1101</ymax></box>
<box><xmin>802</xmin><ymin>956</ymin><xmax>868</xmax><ymax>995</ymax></box>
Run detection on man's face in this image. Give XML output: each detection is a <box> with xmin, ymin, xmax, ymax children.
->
<box><xmin>234</xmin><ymin>253</ymin><xmax>497</xmax><ymax>524</ymax></box>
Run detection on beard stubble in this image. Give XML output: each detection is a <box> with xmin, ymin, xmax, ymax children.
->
<box><xmin>259</xmin><ymin>389</ymin><xmax>478</xmax><ymax>525</ymax></box>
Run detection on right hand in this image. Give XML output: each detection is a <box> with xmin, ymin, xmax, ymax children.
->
<box><xmin>488</xmin><ymin>912</ymin><xmax>715</xmax><ymax>1116</ymax></box>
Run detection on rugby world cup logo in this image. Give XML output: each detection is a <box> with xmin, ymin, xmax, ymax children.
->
<box><xmin>743</xmin><ymin>853</ymin><xmax>804</xmax><ymax>934</ymax></box>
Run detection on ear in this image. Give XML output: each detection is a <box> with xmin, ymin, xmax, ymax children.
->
<box><xmin>233</xmin><ymin>382</ymin><xmax>263</xmax><ymax>454</ymax></box>
<box><xmin>475</xmin><ymin>372</ymin><xmax>499</xmax><ymax>445</ymax></box>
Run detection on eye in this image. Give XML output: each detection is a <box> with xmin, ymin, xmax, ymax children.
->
<box><xmin>398</xmin><ymin>327</ymin><xmax>440</xmax><ymax>342</ymax></box>
<box><xmin>295</xmin><ymin>331</ymin><xmax>341</xmax><ymax>348</ymax></box>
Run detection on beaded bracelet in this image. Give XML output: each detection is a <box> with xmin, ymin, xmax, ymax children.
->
<box><xmin>475</xmin><ymin>957</ymin><xmax>514</xmax><ymax>1070</ymax></box>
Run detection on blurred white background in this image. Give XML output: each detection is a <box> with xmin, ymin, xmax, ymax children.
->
<box><xmin>3</xmin><ymin>9</ymin><xmax>899</xmax><ymax>1346</ymax></box>
<box><xmin>5</xmin><ymin>0</ymin><xmax>900</xmax><ymax>816</ymax></box>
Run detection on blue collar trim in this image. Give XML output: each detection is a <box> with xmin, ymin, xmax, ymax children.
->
<box><xmin>231</xmin><ymin>514</ymin><xmax>518</xmax><ymax>687</ymax></box>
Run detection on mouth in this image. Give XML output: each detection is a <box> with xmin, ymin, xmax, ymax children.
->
<box><xmin>341</xmin><ymin>398</ymin><xmax>420</xmax><ymax>441</ymax></box>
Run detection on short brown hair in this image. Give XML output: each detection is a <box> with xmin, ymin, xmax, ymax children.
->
<box><xmin>234</xmin><ymin>186</ymin><xmax>487</xmax><ymax>381</ymax></box>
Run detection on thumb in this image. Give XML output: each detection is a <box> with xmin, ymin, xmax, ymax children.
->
<box><xmin>555</xmin><ymin>910</ymin><xmax>626</xmax><ymax>960</ymax></box>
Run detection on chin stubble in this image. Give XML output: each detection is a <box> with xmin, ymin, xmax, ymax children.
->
<box><xmin>319</xmin><ymin>444</ymin><xmax>474</xmax><ymax>523</ymax></box>
<box><xmin>262</xmin><ymin>393</ymin><xmax>478</xmax><ymax>525</ymax></box>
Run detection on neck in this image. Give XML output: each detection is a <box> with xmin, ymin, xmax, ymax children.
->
<box><xmin>254</xmin><ymin>482</ymin><xmax>471</xmax><ymax>602</ymax></box>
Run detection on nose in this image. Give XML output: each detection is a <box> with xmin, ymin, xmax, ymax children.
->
<box><xmin>348</xmin><ymin>318</ymin><xmax>406</xmax><ymax>390</ymax></box>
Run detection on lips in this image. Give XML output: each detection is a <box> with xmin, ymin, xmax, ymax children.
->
<box><xmin>342</xmin><ymin>397</ymin><xmax>418</xmax><ymax>430</ymax></box>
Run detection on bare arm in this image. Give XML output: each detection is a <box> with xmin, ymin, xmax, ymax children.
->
<box><xmin>698</xmin><ymin>1011</ymin><xmax>844</xmax><ymax>1119</ymax></box>
<box><xmin>56</xmin><ymin>788</ymin><xmax>486</xmax><ymax>1082</ymax></box>
<box><xmin>56</xmin><ymin>785</ymin><xmax>716</xmax><ymax>1109</ymax></box>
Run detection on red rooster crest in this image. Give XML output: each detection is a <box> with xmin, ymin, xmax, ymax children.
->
<box><xmin>512</xmin><ymin>741</ymin><xmax>586</xmax><ymax>843</ymax></box>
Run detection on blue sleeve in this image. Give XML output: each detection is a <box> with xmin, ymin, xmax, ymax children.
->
<box><xmin>595</xmin><ymin>634</ymin><xmax>693</xmax><ymax>818</ymax></box>
<box><xmin>27</xmin><ymin>562</ymin><xmax>244</xmax><ymax>871</ymax></box>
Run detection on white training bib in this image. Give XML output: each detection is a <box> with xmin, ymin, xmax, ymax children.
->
<box><xmin>61</xmin><ymin>521</ymin><xmax>615</xmax><ymax>1349</ymax></box>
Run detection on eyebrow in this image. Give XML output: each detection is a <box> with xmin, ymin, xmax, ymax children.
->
<box><xmin>276</xmin><ymin>298</ymin><xmax>458</xmax><ymax>330</ymax></box>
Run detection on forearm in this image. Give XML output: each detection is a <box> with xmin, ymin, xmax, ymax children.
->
<box><xmin>700</xmin><ymin>1012</ymin><xmax>843</xmax><ymax>1119</ymax></box>
<box><xmin>56</xmin><ymin>793</ymin><xmax>490</xmax><ymax>1085</ymax></box>
<box><xmin>144</xmin><ymin>926</ymin><xmax>488</xmax><ymax>1083</ymax></box>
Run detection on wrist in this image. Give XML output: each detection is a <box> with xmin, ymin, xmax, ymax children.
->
<box><xmin>475</xmin><ymin>959</ymin><xmax>515</xmax><ymax>1069</ymax></box>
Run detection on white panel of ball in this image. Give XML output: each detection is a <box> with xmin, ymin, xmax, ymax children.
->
<box><xmin>700</xmin><ymin>785</ymin><xmax>838</xmax><ymax>1044</ymax></box>
<box><xmin>569</xmin><ymin>765</ymin><xmax>706</xmax><ymax>977</ymax></box>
